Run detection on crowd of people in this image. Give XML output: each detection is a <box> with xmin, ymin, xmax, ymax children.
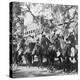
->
<box><xmin>12</xmin><ymin>30</ymin><xmax>78</xmax><ymax>73</ymax></box>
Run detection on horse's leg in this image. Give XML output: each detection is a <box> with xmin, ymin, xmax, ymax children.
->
<box><xmin>58</xmin><ymin>55</ymin><xmax>62</xmax><ymax>63</ymax></box>
<box><xmin>20</xmin><ymin>55</ymin><xmax>22</xmax><ymax>65</ymax></box>
<box><xmin>47</xmin><ymin>49</ymin><xmax>51</xmax><ymax>70</ymax></box>
<box><xmin>47</xmin><ymin>56</ymin><xmax>50</xmax><ymax>69</ymax></box>
<box><xmin>12</xmin><ymin>53</ymin><xmax>18</xmax><ymax>70</ymax></box>
<box><xmin>33</xmin><ymin>55</ymin><xmax>35</xmax><ymax>64</ymax></box>
<box><xmin>63</xmin><ymin>59</ymin><xmax>66</xmax><ymax>72</ymax></box>
<box><xmin>75</xmin><ymin>52</ymin><xmax>78</xmax><ymax>72</ymax></box>
<box><xmin>25</xmin><ymin>54</ymin><xmax>28</xmax><ymax>67</ymax></box>
<box><xmin>38</xmin><ymin>55</ymin><xmax>40</xmax><ymax>68</ymax></box>
<box><xmin>32</xmin><ymin>55</ymin><xmax>34</xmax><ymax>64</ymax></box>
<box><xmin>46</xmin><ymin>56</ymin><xmax>48</xmax><ymax>69</ymax></box>
<box><xmin>63</xmin><ymin>50</ymin><xmax>67</xmax><ymax>72</ymax></box>
<box><xmin>40</xmin><ymin>54</ymin><xmax>43</xmax><ymax>68</ymax></box>
<box><xmin>64</xmin><ymin>47</ymin><xmax>71</xmax><ymax>72</ymax></box>
<box><xmin>38</xmin><ymin>54</ymin><xmax>43</xmax><ymax>68</ymax></box>
<box><xmin>46</xmin><ymin>52</ymin><xmax>49</xmax><ymax>65</ymax></box>
<box><xmin>47</xmin><ymin>54</ymin><xmax>51</xmax><ymax>71</ymax></box>
<box><xmin>39</xmin><ymin>55</ymin><xmax>42</xmax><ymax>68</ymax></box>
<box><xmin>15</xmin><ymin>53</ymin><xmax>18</xmax><ymax>66</ymax></box>
<box><xmin>38</xmin><ymin>49</ymin><xmax>43</xmax><ymax>68</ymax></box>
<box><xmin>27</xmin><ymin>54</ymin><xmax>30</xmax><ymax>67</ymax></box>
<box><xmin>48</xmin><ymin>56</ymin><xmax>54</xmax><ymax>72</ymax></box>
<box><xmin>37</xmin><ymin>55</ymin><xmax>39</xmax><ymax>68</ymax></box>
<box><xmin>62</xmin><ymin>47</ymin><xmax>68</xmax><ymax>72</ymax></box>
<box><xmin>28</xmin><ymin>57</ymin><xmax>30</xmax><ymax>68</ymax></box>
<box><xmin>30</xmin><ymin>56</ymin><xmax>32</xmax><ymax>67</ymax></box>
<box><xmin>29</xmin><ymin>54</ymin><xmax>32</xmax><ymax>68</ymax></box>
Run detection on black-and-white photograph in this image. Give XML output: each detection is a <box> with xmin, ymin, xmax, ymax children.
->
<box><xmin>9</xmin><ymin>2</ymin><xmax>78</xmax><ymax>78</ymax></box>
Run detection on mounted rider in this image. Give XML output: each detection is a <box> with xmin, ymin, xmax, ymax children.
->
<box><xmin>20</xmin><ymin>38</ymin><xmax>26</xmax><ymax>52</ymax></box>
<box><xmin>41</xmin><ymin>33</ymin><xmax>51</xmax><ymax>48</ymax></box>
<box><xmin>54</xmin><ymin>34</ymin><xmax>61</xmax><ymax>51</ymax></box>
<box><xmin>40</xmin><ymin>33</ymin><xmax>51</xmax><ymax>55</ymax></box>
<box><xmin>66</xmin><ymin>32</ymin><xmax>75</xmax><ymax>48</ymax></box>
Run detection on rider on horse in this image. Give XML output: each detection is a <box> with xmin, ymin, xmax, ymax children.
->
<box><xmin>40</xmin><ymin>34</ymin><xmax>51</xmax><ymax>51</ymax></box>
<box><xmin>66</xmin><ymin>32</ymin><xmax>75</xmax><ymax>48</ymax></box>
<box><xmin>40</xmin><ymin>34</ymin><xmax>52</xmax><ymax>65</ymax></box>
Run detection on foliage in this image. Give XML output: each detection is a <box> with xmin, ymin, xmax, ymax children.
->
<box><xmin>11</xmin><ymin>2</ymin><xmax>78</xmax><ymax>43</ymax></box>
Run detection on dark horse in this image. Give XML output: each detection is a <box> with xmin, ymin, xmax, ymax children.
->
<box><xmin>46</xmin><ymin>45</ymin><xmax>57</xmax><ymax>71</ymax></box>
<box><xmin>32</xmin><ymin>42</ymin><xmax>52</xmax><ymax>68</ymax></box>
<box><xmin>32</xmin><ymin>43</ymin><xmax>57</xmax><ymax>69</ymax></box>
<box><xmin>32</xmin><ymin>43</ymin><xmax>43</xmax><ymax>68</ymax></box>
<box><xmin>24</xmin><ymin>42</ymin><xmax>36</xmax><ymax>67</ymax></box>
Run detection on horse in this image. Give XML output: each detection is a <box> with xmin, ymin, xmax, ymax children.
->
<box><xmin>68</xmin><ymin>46</ymin><xmax>78</xmax><ymax>72</ymax></box>
<box><xmin>23</xmin><ymin>42</ymin><xmax>36</xmax><ymax>67</ymax></box>
<box><xmin>59</xmin><ymin>37</ymin><xmax>78</xmax><ymax>72</ymax></box>
<box><xmin>32</xmin><ymin>42</ymin><xmax>52</xmax><ymax>68</ymax></box>
<box><xmin>32</xmin><ymin>43</ymin><xmax>43</xmax><ymax>68</ymax></box>
<box><xmin>51</xmin><ymin>37</ymin><xmax>64</xmax><ymax>64</ymax></box>
<box><xmin>23</xmin><ymin>47</ymin><xmax>32</xmax><ymax>67</ymax></box>
<box><xmin>46</xmin><ymin>45</ymin><xmax>57</xmax><ymax>72</ymax></box>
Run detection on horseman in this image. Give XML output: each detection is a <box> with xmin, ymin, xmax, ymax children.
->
<box><xmin>40</xmin><ymin>34</ymin><xmax>51</xmax><ymax>53</ymax></box>
<box><xmin>54</xmin><ymin>34</ymin><xmax>61</xmax><ymax>50</ymax></box>
<box><xmin>66</xmin><ymin>32</ymin><xmax>75</xmax><ymax>48</ymax></box>
<box><xmin>36</xmin><ymin>38</ymin><xmax>41</xmax><ymax>48</ymax></box>
<box><xmin>66</xmin><ymin>32</ymin><xmax>76</xmax><ymax>59</ymax></box>
<box><xmin>63</xmin><ymin>31</ymin><xmax>76</xmax><ymax>72</ymax></box>
<box><xmin>16</xmin><ymin>38</ymin><xmax>26</xmax><ymax>65</ymax></box>
<box><xmin>20</xmin><ymin>38</ymin><xmax>26</xmax><ymax>51</ymax></box>
<box><xmin>40</xmin><ymin>33</ymin><xmax>51</xmax><ymax>65</ymax></box>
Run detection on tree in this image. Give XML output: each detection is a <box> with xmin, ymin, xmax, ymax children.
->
<box><xmin>11</xmin><ymin>2</ymin><xmax>78</xmax><ymax>41</ymax></box>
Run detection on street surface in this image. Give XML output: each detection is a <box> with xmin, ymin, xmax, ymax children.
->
<box><xmin>12</xmin><ymin>66</ymin><xmax>77</xmax><ymax>78</ymax></box>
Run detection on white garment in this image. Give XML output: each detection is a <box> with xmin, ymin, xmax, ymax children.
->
<box><xmin>57</xmin><ymin>51</ymin><xmax>61</xmax><ymax>57</ymax></box>
<box><xmin>71</xmin><ymin>47</ymin><xmax>75</xmax><ymax>57</ymax></box>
